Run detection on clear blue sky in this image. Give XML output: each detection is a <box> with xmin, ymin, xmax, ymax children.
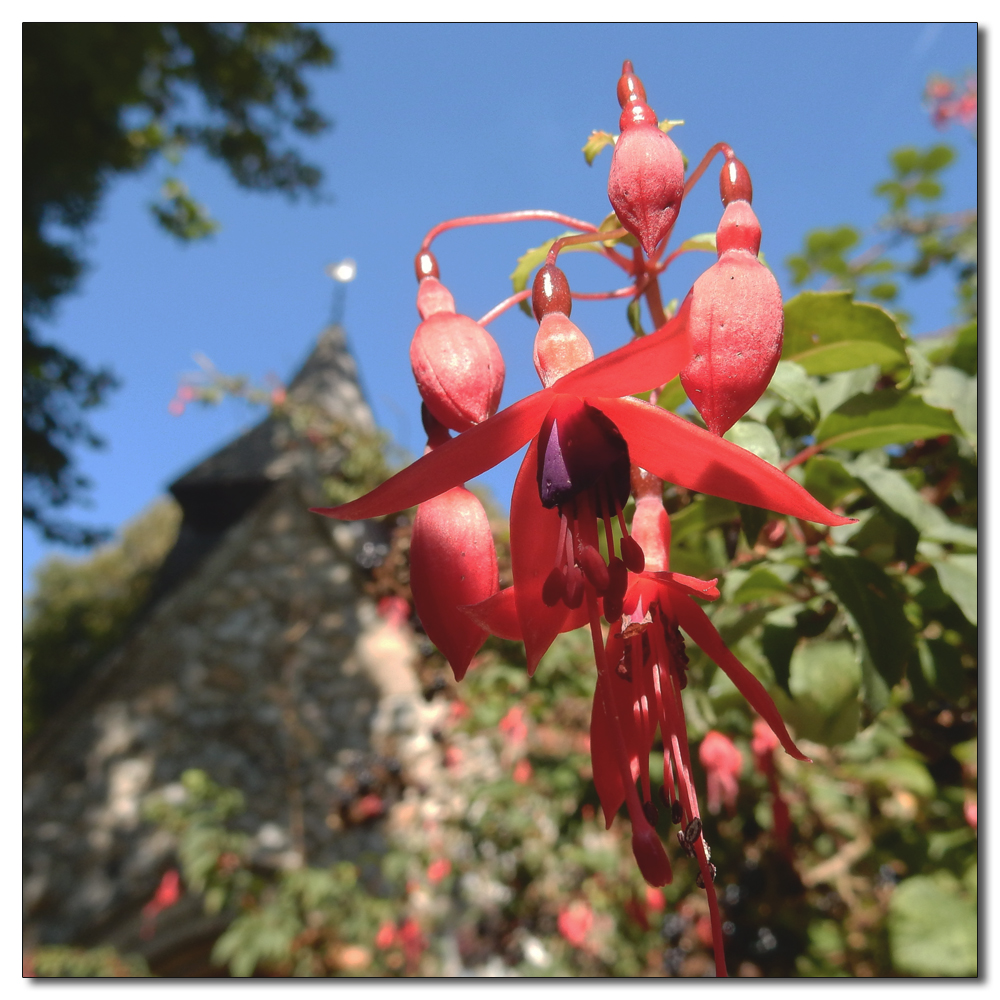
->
<box><xmin>23</xmin><ymin>23</ymin><xmax>978</xmax><ymax>592</ymax></box>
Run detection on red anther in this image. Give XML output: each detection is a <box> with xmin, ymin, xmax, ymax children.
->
<box><xmin>607</xmin><ymin>65</ymin><xmax>685</xmax><ymax>257</ymax></box>
<box><xmin>631</xmin><ymin>824</ymin><xmax>672</xmax><ymax>887</ymax></box>
<box><xmin>532</xmin><ymin>312</ymin><xmax>595</xmax><ymax>389</ymax></box>
<box><xmin>616</xmin><ymin>59</ymin><xmax>647</xmax><ymax>108</ymax></box>
<box><xmin>564</xmin><ymin>566</ymin><xmax>585</xmax><ymax>609</ymax></box>
<box><xmin>619</xmin><ymin>534</ymin><xmax>646</xmax><ymax>574</ymax></box>
<box><xmin>416</xmin><ymin>276</ymin><xmax>456</xmax><ymax>319</ymax></box>
<box><xmin>414</xmin><ymin>249</ymin><xmax>440</xmax><ymax>281</ymax></box>
<box><xmin>680</xmin><ymin>200</ymin><xmax>782</xmax><ymax>436</ymax></box>
<box><xmin>410</xmin><ymin>309</ymin><xmax>505</xmax><ymax>432</ymax></box>
<box><xmin>720</xmin><ymin>157</ymin><xmax>753</xmax><ymax>206</ymax></box>
<box><xmin>542</xmin><ymin>567</ymin><xmax>567</xmax><ymax>607</ymax></box>
<box><xmin>578</xmin><ymin>545</ymin><xmax>610</xmax><ymax>592</ymax></box>
<box><xmin>532</xmin><ymin>263</ymin><xmax>572</xmax><ymax>320</ymax></box>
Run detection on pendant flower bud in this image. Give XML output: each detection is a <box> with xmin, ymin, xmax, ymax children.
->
<box><xmin>410</xmin><ymin>272</ymin><xmax>505</xmax><ymax>433</ymax></box>
<box><xmin>409</xmin><ymin>484</ymin><xmax>499</xmax><ymax>681</ymax></box>
<box><xmin>719</xmin><ymin>156</ymin><xmax>753</xmax><ymax>206</ymax></box>
<box><xmin>607</xmin><ymin>61</ymin><xmax>685</xmax><ymax>256</ymax></box>
<box><xmin>680</xmin><ymin>198</ymin><xmax>784</xmax><ymax>435</ymax></box>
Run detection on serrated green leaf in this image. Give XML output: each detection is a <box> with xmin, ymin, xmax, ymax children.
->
<box><xmin>815</xmin><ymin>389</ymin><xmax>962</xmax><ymax>452</ymax></box>
<box><xmin>813</xmin><ymin>365</ymin><xmax>881</xmax><ymax>419</ymax></box>
<box><xmin>803</xmin><ymin>456</ymin><xmax>861</xmax><ymax>510</ymax></box>
<box><xmin>582</xmin><ymin>129</ymin><xmax>617</xmax><ymax>165</ymax></box>
<box><xmin>929</xmin><ymin>554</ymin><xmax>977</xmax><ymax>626</ymax></box>
<box><xmin>889</xmin><ymin>874</ymin><xmax>977</xmax><ymax>976</ymax></box>
<box><xmin>779</xmin><ymin>639</ymin><xmax>862</xmax><ymax>746</ymax></box>
<box><xmin>768</xmin><ymin>360</ymin><xmax>819</xmax><ymax>422</ymax></box>
<box><xmin>783</xmin><ymin>291</ymin><xmax>909</xmax><ymax>375</ymax></box>
<box><xmin>724</xmin><ymin>419</ymin><xmax>781</xmax><ymax>467</ymax></box>
<box><xmin>916</xmin><ymin>366</ymin><xmax>977</xmax><ymax>452</ymax></box>
<box><xmin>847</xmin><ymin>454</ymin><xmax>977</xmax><ymax>547</ymax></box>
<box><xmin>819</xmin><ymin>546</ymin><xmax>913</xmax><ymax>688</ymax></box>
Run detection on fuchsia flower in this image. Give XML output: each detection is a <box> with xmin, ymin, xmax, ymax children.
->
<box><xmin>699</xmin><ymin>731</ymin><xmax>744</xmax><ymax>816</ymax></box>
<box><xmin>315</xmin><ymin>267</ymin><xmax>851</xmax><ymax>676</ymax></box>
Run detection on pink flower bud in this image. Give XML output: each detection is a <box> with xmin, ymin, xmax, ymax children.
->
<box><xmin>410</xmin><ymin>304</ymin><xmax>505</xmax><ymax>433</ymax></box>
<box><xmin>680</xmin><ymin>200</ymin><xmax>783</xmax><ymax>435</ymax></box>
<box><xmin>409</xmin><ymin>486</ymin><xmax>499</xmax><ymax>681</ymax></box>
<box><xmin>607</xmin><ymin>63</ymin><xmax>684</xmax><ymax>257</ymax></box>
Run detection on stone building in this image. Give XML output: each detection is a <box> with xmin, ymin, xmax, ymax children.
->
<box><xmin>22</xmin><ymin>325</ymin><xmax>448</xmax><ymax>975</ymax></box>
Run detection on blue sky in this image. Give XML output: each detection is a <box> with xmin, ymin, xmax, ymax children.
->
<box><xmin>22</xmin><ymin>23</ymin><xmax>978</xmax><ymax>592</ymax></box>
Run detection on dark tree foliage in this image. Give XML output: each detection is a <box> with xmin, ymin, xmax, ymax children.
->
<box><xmin>23</xmin><ymin>23</ymin><xmax>334</xmax><ymax>545</ymax></box>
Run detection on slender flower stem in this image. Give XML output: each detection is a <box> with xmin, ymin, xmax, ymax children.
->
<box><xmin>682</xmin><ymin>142</ymin><xmax>736</xmax><ymax>202</ymax></box>
<box><xmin>421</xmin><ymin>210</ymin><xmax>599</xmax><ymax>252</ymax></box>
<box><xmin>693</xmin><ymin>838</ymin><xmax>729</xmax><ymax>978</ymax></box>
<box><xmin>477</xmin><ymin>290</ymin><xmax>531</xmax><ymax>326</ymax></box>
<box><xmin>633</xmin><ymin>247</ymin><xmax>668</xmax><ymax>329</ymax></box>
<box><xmin>547</xmin><ymin>227</ymin><xmax>629</xmax><ymax>265</ymax></box>
<box><xmin>783</xmin><ymin>442</ymin><xmax>825</xmax><ymax>471</ymax></box>
<box><xmin>477</xmin><ymin>285</ymin><xmax>639</xmax><ymax>326</ymax></box>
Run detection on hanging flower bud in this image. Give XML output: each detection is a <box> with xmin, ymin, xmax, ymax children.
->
<box><xmin>410</xmin><ymin>257</ymin><xmax>505</xmax><ymax>432</ymax></box>
<box><xmin>607</xmin><ymin>60</ymin><xmax>685</xmax><ymax>257</ymax></box>
<box><xmin>410</xmin><ymin>485</ymin><xmax>499</xmax><ymax>682</ymax></box>
<box><xmin>679</xmin><ymin>198</ymin><xmax>783</xmax><ymax>435</ymax></box>
<box><xmin>531</xmin><ymin>265</ymin><xmax>594</xmax><ymax>388</ymax></box>
<box><xmin>719</xmin><ymin>156</ymin><xmax>753</xmax><ymax>206</ymax></box>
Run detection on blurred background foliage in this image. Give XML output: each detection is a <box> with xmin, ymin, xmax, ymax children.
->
<box><xmin>25</xmin><ymin>75</ymin><xmax>976</xmax><ymax>977</ymax></box>
<box><xmin>23</xmin><ymin>23</ymin><xmax>334</xmax><ymax>547</ymax></box>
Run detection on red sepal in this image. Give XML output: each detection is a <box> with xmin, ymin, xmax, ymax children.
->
<box><xmin>596</xmin><ymin>396</ymin><xmax>855</xmax><ymax>527</ymax></box>
<box><xmin>672</xmin><ymin>596</ymin><xmax>810</xmax><ymax>763</ymax></box>
<box><xmin>313</xmin><ymin>390</ymin><xmax>553</xmax><ymax>521</ymax></box>
<box><xmin>461</xmin><ymin>587</ymin><xmax>523</xmax><ymax>641</ymax></box>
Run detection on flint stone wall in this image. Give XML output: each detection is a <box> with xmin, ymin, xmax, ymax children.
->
<box><xmin>23</xmin><ymin>476</ymin><xmax>444</xmax><ymax>965</ymax></box>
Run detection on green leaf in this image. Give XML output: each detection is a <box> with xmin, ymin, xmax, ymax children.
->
<box><xmin>819</xmin><ymin>546</ymin><xmax>913</xmax><ymax>688</ymax></box>
<box><xmin>730</xmin><ymin>563</ymin><xmax>797</xmax><ymax>603</ymax></box>
<box><xmin>847</xmin><ymin>454</ymin><xmax>977</xmax><ymax>547</ymax></box>
<box><xmin>768</xmin><ymin>360</ymin><xmax>818</xmax><ymax>423</ymax></box>
<box><xmin>582</xmin><ymin>130</ymin><xmax>616</xmax><ymax>165</ymax></box>
<box><xmin>670</xmin><ymin>495</ymin><xmax>739</xmax><ymax>547</ymax></box>
<box><xmin>846</xmin><ymin>758</ymin><xmax>935</xmax><ymax>797</ymax></box>
<box><xmin>676</xmin><ymin>232</ymin><xmax>716</xmax><ymax>254</ymax></box>
<box><xmin>889</xmin><ymin>873</ymin><xmax>977</xmax><ymax>976</ymax></box>
<box><xmin>916</xmin><ymin>636</ymin><xmax>966</xmax><ymax>700</ymax></box>
<box><xmin>779</xmin><ymin>639</ymin><xmax>862</xmax><ymax>746</ymax></box>
<box><xmin>737</xmin><ymin>503</ymin><xmax>769</xmax><ymax>548</ymax></box>
<box><xmin>928</xmin><ymin>554</ymin><xmax>977</xmax><ymax>626</ymax></box>
<box><xmin>782</xmin><ymin>291</ymin><xmax>909</xmax><ymax>375</ymax></box>
<box><xmin>814</xmin><ymin>389</ymin><xmax>962</xmax><ymax>452</ymax></box>
<box><xmin>813</xmin><ymin>365</ymin><xmax>880</xmax><ymax>420</ymax></box>
<box><xmin>760</xmin><ymin>623</ymin><xmax>797</xmax><ymax>696</ymax></box>
<box><xmin>658</xmin><ymin>118</ymin><xmax>684</xmax><ymax>133</ymax></box>
<box><xmin>916</xmin><ymin>366</ymin><xmax>977</xmax><ymax>452</ymax></box>
<box><xmin>723</xmin><ymin>419</ymin><xmax>781</xmax><ymax>467</ymax></box>
<box><xmin>803</xmin><ymin>456</ymin><xmax>861</xmax><ymax>510</ymax></box>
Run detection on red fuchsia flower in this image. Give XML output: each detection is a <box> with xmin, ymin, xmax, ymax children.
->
<box><xmin>593</xmin><ymin>470</ymin><xmax>810</xmax><ymax>976</ymax></box>
<box><xmin>964</xmin><ymin>796</ymin><xmax>977</xmax><ymax>832</ymax></box>
<box><xmin>498</xmin><ymin>705</ymin><xmax>528</xmax><ymax>744</ymax></box>
<box><xmin>314</xmin><ymin>263</ymin><xmax>851</xmax><ymax>676</ymax></box>
<box><xmin>751</xmin><ymin>717</ymin><xmax>791</xmax><ymax>849</ymax></box>
<box><xmin>427</xmin><ymin>858</ymin><xmax>452</xmax><ymax>883</ymax></box>
<box><xmin>375</xmin><ymin>921</ymin><xmax>396</xmax><ymax>950</ymax></box>
<box><xmin>557</xmin><ymin>899</ymin><xmax>595</xmax><ymax>948</ymax></box>
<box><xmin>140</xmin><ymin>868</ymin><xmax>182</xmax><ymax>939</ymax></box>
<box><xmin>607</xmin><ymin>60</ymin><xmax>685</xmax><ymax>257</ymax></box>
<box><xmin>679</xmin><ymin>186</ymin><xmax>784</xmax><ymax>436</ymax></box>
<box><xmin>699</xmin><ymin>731</ymin><xmax>743</xmax><ymax>816</ymax></box>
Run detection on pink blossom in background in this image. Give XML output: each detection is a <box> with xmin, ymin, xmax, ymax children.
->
<box><xmin>558</xmin><ymin>900</ymin><xmax>594</xmax><ymax>948</ymax></box>
<box><xmin>699</xmin><ymin>730</ymin><xmax>743</xmax><ymax>815</ymax></box>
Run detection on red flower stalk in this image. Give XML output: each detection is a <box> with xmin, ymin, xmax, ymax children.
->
<box><xmin>679</xmin><ymin>194</ymin><xmax>784</xmax><ymax>435</ymax></box>
<box><xmin>607</xmin><ymin>60</ymin><xmax>685</xmax><ymax>257</ymax></box>
<box><xmin>751</xmin><ymin>717</ymin><xmax>792</xmax><ymax>849</ymax></box>
<box><xmin>699</xmin><ymin>730</ymin><xmax>743</xmax><ymax>816</ymax></box>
